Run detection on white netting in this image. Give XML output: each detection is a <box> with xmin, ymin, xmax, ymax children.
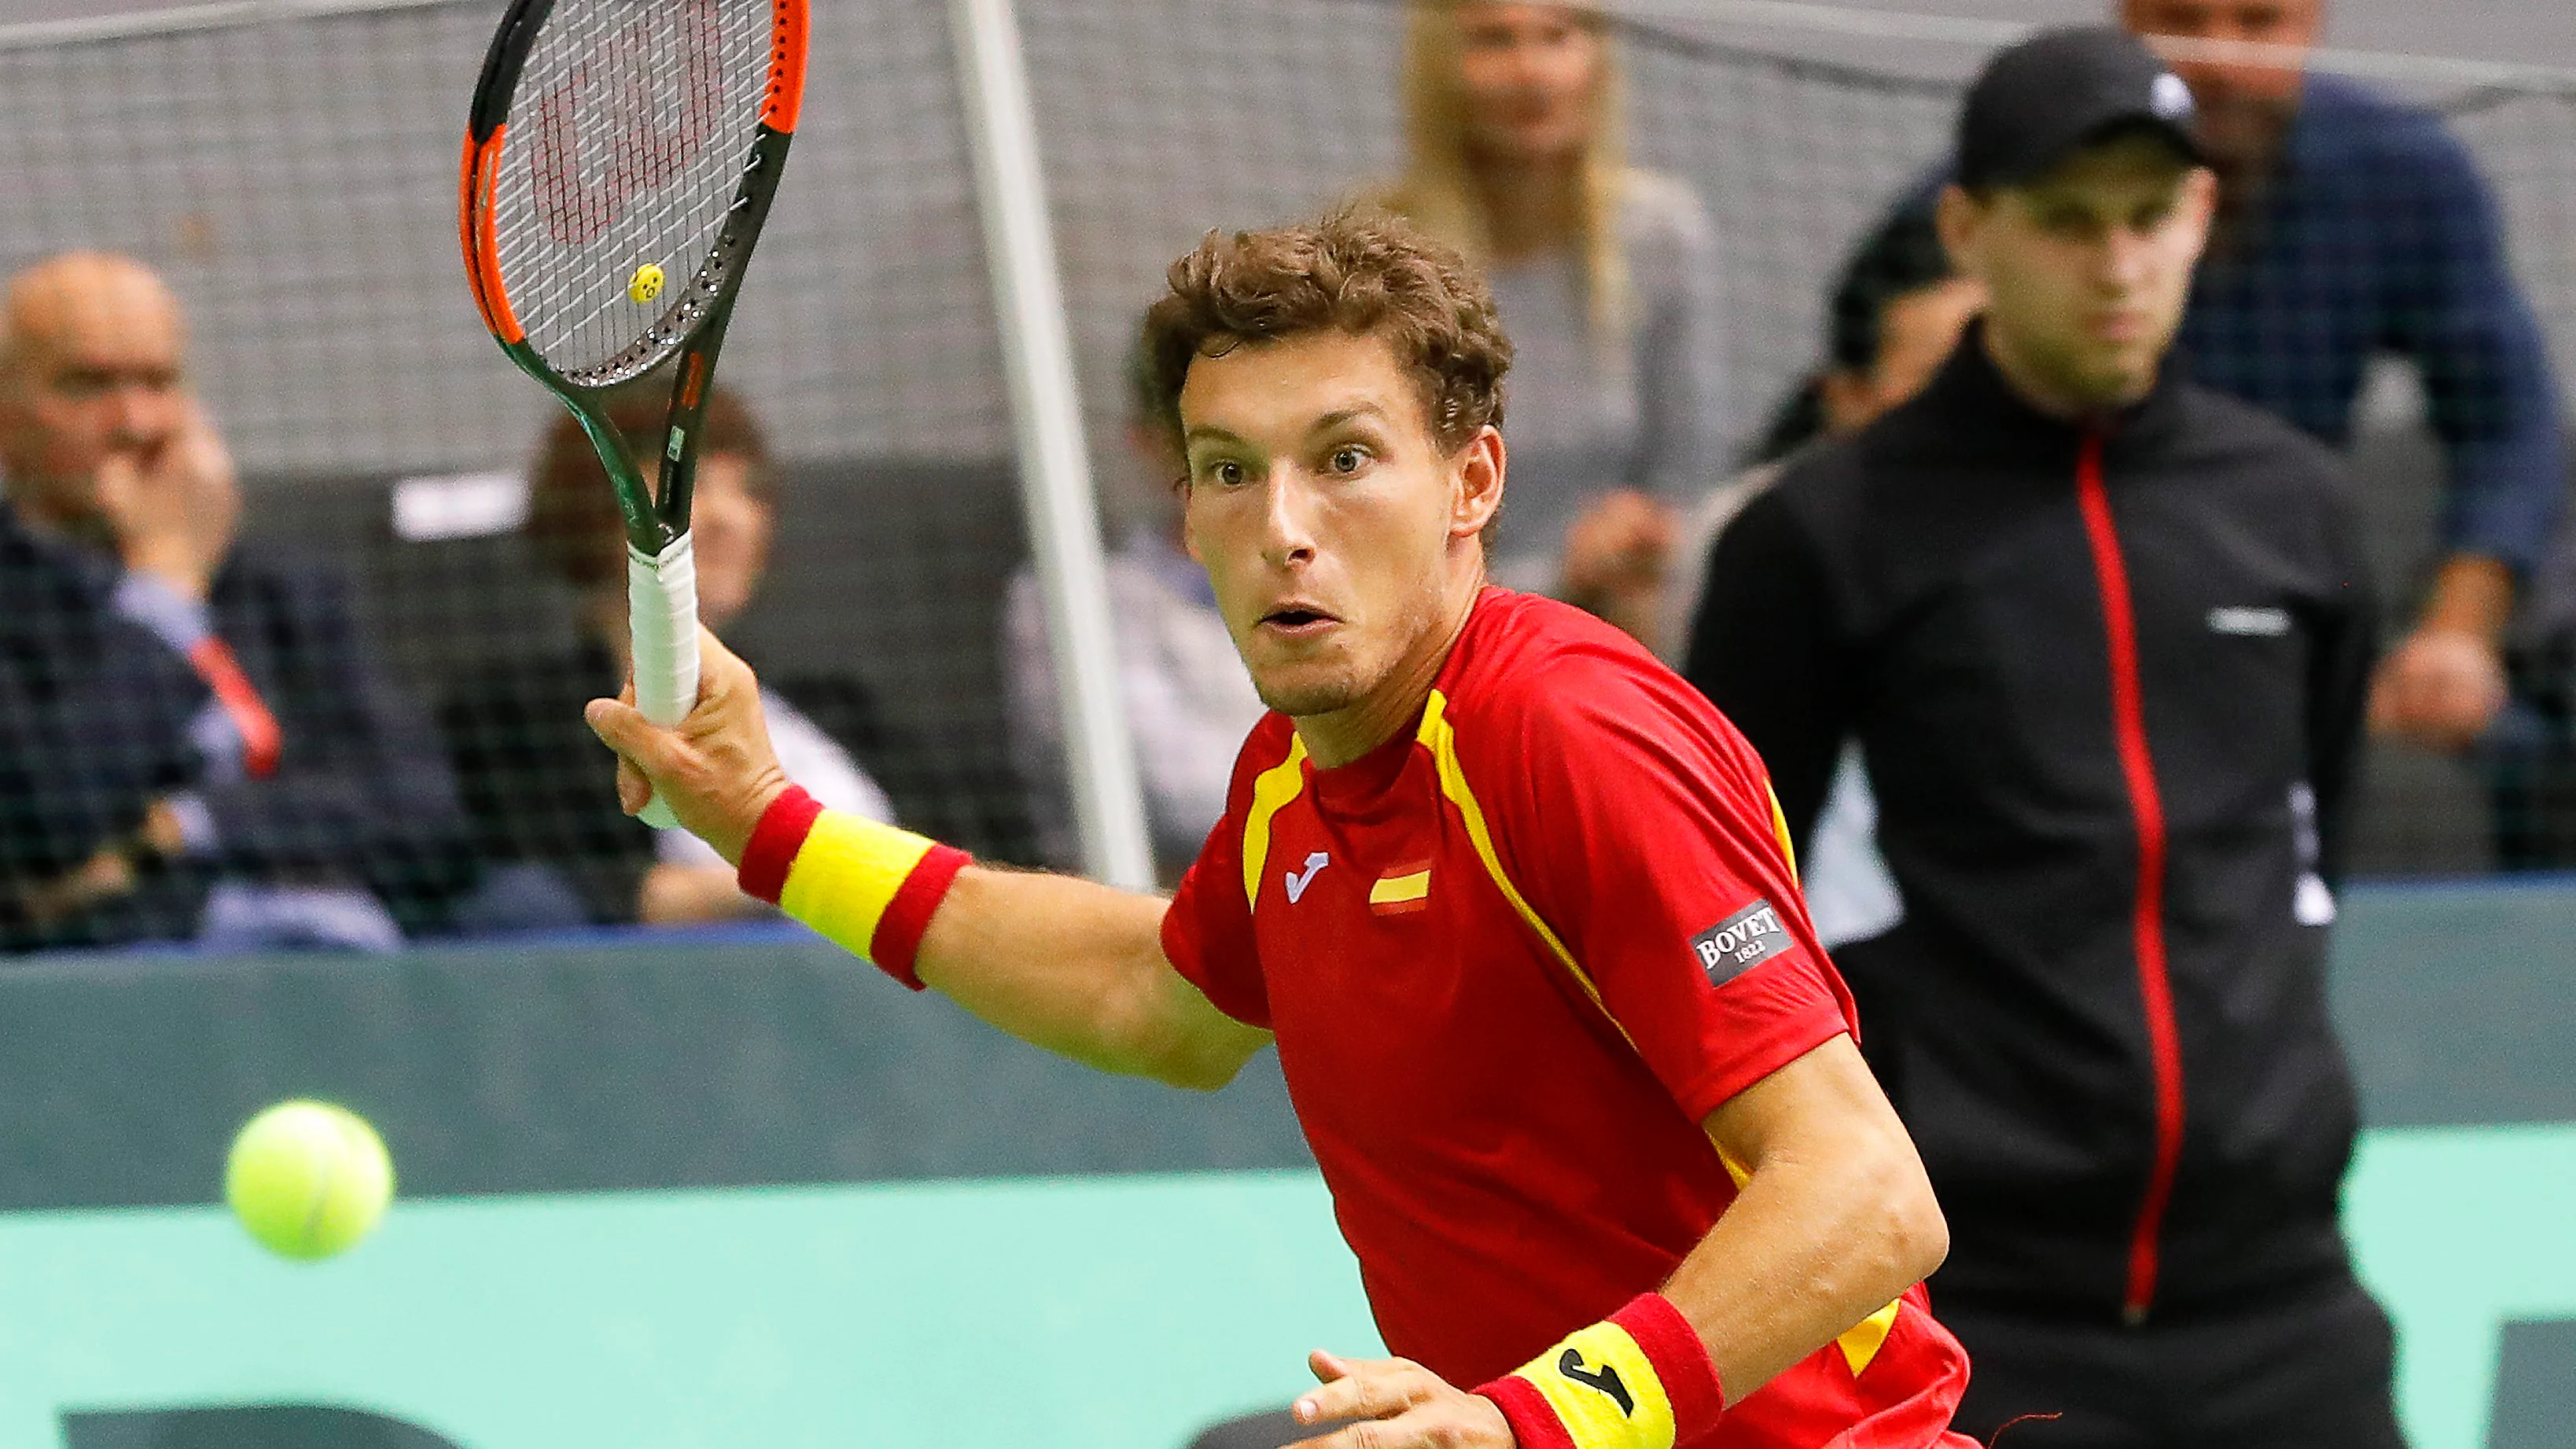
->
<box><xmin>0</xmin><ymin>0</ymin><xmax>1005</xmax><ymax>475</ymax></box>
<box><xmin>0</xmin><ymin>0</ymin><xmax>2571</xmax><ymax>954</ymax></box>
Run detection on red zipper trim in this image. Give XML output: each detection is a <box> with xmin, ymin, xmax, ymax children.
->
<box><xmin>2072</xmin><ymin>432</ymin><xmax>2186</xmax><ymax>1322</ymax></box>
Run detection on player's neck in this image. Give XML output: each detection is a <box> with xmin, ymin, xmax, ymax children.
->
<box><xmin>1292</xmin><ymin>565</ymin><xmax>1485</xmax><ymax>769</ymax></box>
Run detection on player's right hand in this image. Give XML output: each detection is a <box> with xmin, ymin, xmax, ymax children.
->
<box><xmin>585</xmin><ymin>626</ymin><xmax>792</xmax><ymax>866</ymax></box>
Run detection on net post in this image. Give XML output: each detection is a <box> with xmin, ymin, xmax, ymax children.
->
<box><xmin>948</xmin><ymin>0</ymin><xmax>1156</xmax><ymax>892</ymax></box>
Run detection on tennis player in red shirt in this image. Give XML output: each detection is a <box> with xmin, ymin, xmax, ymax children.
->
<box><xmin>586</xmin><ymin>209</ymin><xmax>1974</xmax><ymax>1449</ymax></box>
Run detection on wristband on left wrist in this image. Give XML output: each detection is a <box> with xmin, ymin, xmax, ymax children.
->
<box><xmin>1474</xmin><ymin>1293</ymin><xmax>1723</xmax><ymax>1449</ymax></box>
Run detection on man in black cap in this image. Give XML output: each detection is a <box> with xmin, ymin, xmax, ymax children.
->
<box><xmin>1687</xmin><ymin>27</ymin><xmax>2402</xmax><ymax>1447</ymax></box>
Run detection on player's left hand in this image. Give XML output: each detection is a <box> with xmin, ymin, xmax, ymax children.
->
<box><xmin>2369</xmin><ymin>625</ymin><xmax>2508</xmax><ymax>751</ymax></box>
<box><xmin>1282</xmin><ymin>1350</ymin><xmax>1516</xmax><ymax>1449</ymax></box>
<box><xmin>586</xmin><ymin>626</ymin><xmax>792</xmax><ymax>863</ymax></box>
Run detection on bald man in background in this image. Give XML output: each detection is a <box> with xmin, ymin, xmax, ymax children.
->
<box><xmin>0</xmin><ymin>252</ymin><xmax>466</xmax><ymax>952</ymax></box>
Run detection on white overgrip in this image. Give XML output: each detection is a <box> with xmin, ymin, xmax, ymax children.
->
<box><xmin>627</xmin><ymin>534</ymin><xmax>700</xmax><ymax>830</ymax></box>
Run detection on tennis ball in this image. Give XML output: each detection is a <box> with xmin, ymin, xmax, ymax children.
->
<box><xmin>628</xmin><ymin>263</ymin><xmax>666</xmax><ymax>304</ymax></box>
<box><xmin>224</xmin><ymin>1100</ymin><xmax>395</xmax><ymax>1261</ymax></box>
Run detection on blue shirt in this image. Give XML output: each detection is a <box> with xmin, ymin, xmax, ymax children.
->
<box><xmin>2177</xmin><ymin>74</ymin><xmax>2565</xmax><ymax>574</ymax></box>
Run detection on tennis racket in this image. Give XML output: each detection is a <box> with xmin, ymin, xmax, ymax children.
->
<box><xmin>461</xmin><ymin>0</ymin><xmax>808</xmax><ymax>828</ymax></box>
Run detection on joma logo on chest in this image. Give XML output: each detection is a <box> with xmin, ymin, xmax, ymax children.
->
<box><xmin>1284</xmin><ymin>852</ymin><xmax>1330</xmax><ymax>903</ymax></box>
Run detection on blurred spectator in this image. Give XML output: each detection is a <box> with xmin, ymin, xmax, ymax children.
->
<box><xmin>1003</xmin><ymin>349</ymin><xmax>1265</xmax><ymax>881</ymax></box>
<box><xmin>1658</xmin><ymin>204</ymin><xmax>1982</xmax><ymax>660</ymax></box>
<box><xmin>2122</xmin><ymin>0</ymin><xmax>2572</xmax><ymax>848</ymax></box>
<box><xmin>1695</xmin><ymin>31</ymin><xmax>2398</xmax><ymax>1443</ymax></box>
<box><xmin>0</xmin><ymin>252</ymin><xmax>466</xmax><ymax>953</ymax></box>
<box><xmin>440</xmin><ymin>383</ymin><xmax>894</xmax><ymax>929</ymax></box>
<box><xmin>1668</xmin><ymin>204</ymin><xmax>1979</xmax><ymax>951</ymax></box>
<box><xmin>1382</xmin><ymin>0</ymin><xmax>1724</xmax><ymax>609</ymax></box>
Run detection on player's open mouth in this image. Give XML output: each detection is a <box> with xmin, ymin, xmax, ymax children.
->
<box><xmin>1258</xmin><ymin>605</ymin><xmax>1339</xmax><ymax>636</ymax></box>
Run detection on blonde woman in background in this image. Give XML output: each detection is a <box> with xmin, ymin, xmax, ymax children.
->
<box><xmin>1382</xmin><ymin>0</ymin><xmax>1724</xmax><ymax>620</ymax></box>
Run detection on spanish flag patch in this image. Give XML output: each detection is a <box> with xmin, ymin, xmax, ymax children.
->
<box><xmin>1369</xmin><ymin>862</ymin><xmax>1432</xmax><ymax>916</ymax></box>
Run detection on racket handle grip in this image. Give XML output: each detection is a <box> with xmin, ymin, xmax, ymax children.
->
<box><xmin>628</xmin><ymin>535</ymin><xmax>701</xmax><ymax>832</ymax></box>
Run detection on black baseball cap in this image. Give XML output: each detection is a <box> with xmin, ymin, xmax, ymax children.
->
<box><xmin>1956</xmin><ymin>26</ymin><xmax>2205</xmax><ymax>190</ymax></box>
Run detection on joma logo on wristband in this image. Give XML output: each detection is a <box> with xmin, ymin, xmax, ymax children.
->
<box><xmin>1475</xmin><ymin>1295</ymin><xmax>1720</xmax><ymax>1449</ymax></box>
<box><xmin>1557</xmin><ymin>1348</ymin><xmax>1636</xmax><ymax>1414</ymax></box>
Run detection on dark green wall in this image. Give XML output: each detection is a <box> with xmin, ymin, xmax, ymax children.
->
<box><xmin>2324</xmin><ymin>878</ymin><xmax>2576</xmax><ymax>1127</ymax></box>
<box><xmin>0</xmin><ymin>932</ymin><xmax>1305</xmax><ymax>1211</ymax></box>
<box><xmin>3</xmin><ymin>880</ymin><xmax>2570</xmax><ymax>1209</ymax></box>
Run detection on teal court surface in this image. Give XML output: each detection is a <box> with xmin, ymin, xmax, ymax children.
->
<box><xmin>4</xmin><ymin>1125</ymin><xmax>2573</xmax><ymax>1449</ymax></box>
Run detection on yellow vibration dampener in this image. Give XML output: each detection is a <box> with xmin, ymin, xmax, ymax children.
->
<box><xmin>628</xmin><ymin>263</ymin><xmax>666</xmax><ymax>304</ymax></box>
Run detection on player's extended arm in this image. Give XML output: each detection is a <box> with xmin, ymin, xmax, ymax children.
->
<box><xmin>1284</xmin><ymin>1035</ymin><xmax>1946</xmax><ymax>1449</ymax></box>
<box><xmin>1671</xmin><ymin>1032</ymin><xmax>1948</xmax><ymax>1396</ymax></box>
<box><xmin>912</xmin><ymin>867</ymin><xmax>1268</xmax><ymax>1089</ymax></box>
<box><xmin>585</xmin><ymin>627</ymin><xmax>1271</xmax><ymax>1091</ymax></box>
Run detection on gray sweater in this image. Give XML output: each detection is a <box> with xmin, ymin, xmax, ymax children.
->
<box><xmin>1483</xmin><ymin>170</ymin><xmax>1727</xmax><ymax>594</ymax></box>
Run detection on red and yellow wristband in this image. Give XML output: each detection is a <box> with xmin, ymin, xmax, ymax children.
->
<box><xmin>1474</xmin><ymin>1294</ymin><xmax>1724</xmax><ymax>1449</ymax></box>
<box><xmin>737</xmin><ymin>785</ymin><xmax>970</xmax><ymax>988</ymax></box>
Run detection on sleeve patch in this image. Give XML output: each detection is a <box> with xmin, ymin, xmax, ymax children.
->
<box><xmin>1691</xmin><ymin>900</ymin><xmax>1791</xmax><ymax>985</ymax></box>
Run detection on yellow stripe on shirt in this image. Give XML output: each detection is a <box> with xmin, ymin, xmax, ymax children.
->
<box><xmin>1416</xmin><ymin>691</ymin><xmax>1639</xmax><ymax>1054</ymax></box>
<box><xmin>1766</xmin><ymin>781</ymin><xmax>1799</xmax><ymax>883</ymax></box>
<box><xmin>1241</xmin><ymin>733</ymin><xmax>1310</xmax><ymax>912</ymax></box>
<box><xmin>1838</xmin><ymin>1300</ymin><xmax>1903</xmax><ymax>1377</ymax></box>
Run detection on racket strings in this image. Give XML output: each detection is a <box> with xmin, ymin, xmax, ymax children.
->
<box><xmin>491</xmin><ymin>0</ymin><xmax>773</xmax><ymax>381</ymax></box>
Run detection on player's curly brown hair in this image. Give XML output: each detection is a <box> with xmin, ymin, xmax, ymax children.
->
<box><xmin>1140</xmin><ymin>207</ymin><xmax>1512</xmax><ymax>456</ymax></box>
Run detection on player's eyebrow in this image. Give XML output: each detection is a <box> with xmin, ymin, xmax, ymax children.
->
<box><xmin>1182</xmin><ymin>423</ymin><xmax>1251</xmax><ymax>448</ymax></box>
<box><xmin>1307</xmin><ymin>403</ymin><xmax>1393</xmax><ymax>436</ymax></box>
<box><xmin>1183</xmin><ymin>402</ymin><xmax>1391</xmax><ymax>451</ymax></box>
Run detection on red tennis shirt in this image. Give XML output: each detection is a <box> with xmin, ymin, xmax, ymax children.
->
<box><xmin>1161</xmin><ymin>589</ymin><xmax>1973</xmax><ymax>1447</ymax></box>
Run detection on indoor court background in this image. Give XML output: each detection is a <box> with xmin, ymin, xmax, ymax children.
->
<box><xmin>0</xmin><ymin>2</ymin><xmax>2570</xmax><ymax>1447</ymax></box>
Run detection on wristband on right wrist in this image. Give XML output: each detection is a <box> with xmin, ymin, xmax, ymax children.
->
<box><xmin>1474</xmin><ymin>1293</ymin><xmax>1724</xmax><ymax>1449</ymax></box>
<box><xmin>737</xmin><ymin>785</ymin><xmax>970</xmax><ymax>988</ymax></box>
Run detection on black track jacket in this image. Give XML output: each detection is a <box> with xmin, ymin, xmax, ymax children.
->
<box><xmin>1686</xmin><ymin>329</ymin><xmax>2379</xmax><ymax>1322</ymax></box>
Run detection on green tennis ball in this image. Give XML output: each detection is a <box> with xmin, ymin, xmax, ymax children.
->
<box><xmin>224</xmin><ymin>1100</ymin><xmax>395</xmax><ymax>1261</ymax></box>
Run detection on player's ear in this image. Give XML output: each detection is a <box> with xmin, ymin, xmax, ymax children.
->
<box><xmin>1450</xmin><ymin>425</ymin><xmax>1504</xmax><ymax>540</ymax></box>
